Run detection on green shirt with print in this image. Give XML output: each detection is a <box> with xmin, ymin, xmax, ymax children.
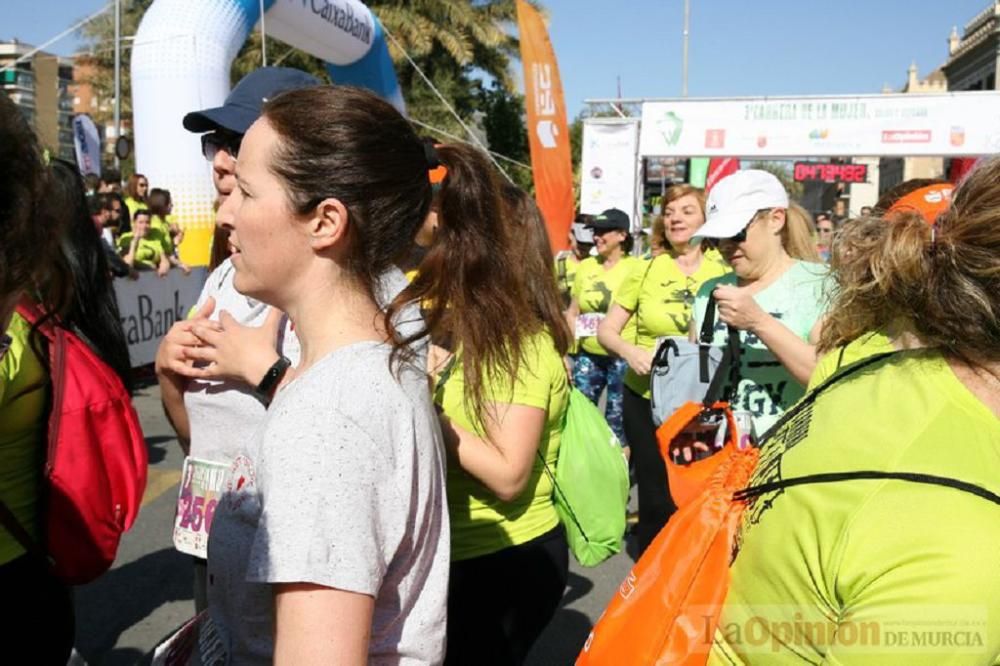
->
<box><xmin>571</xmin><ymin>255</ymin><xmax>641</xmax><ymax>357</ymax></box>
<box><xmin>615</xmin><ymin>248</ymin><xmax>730</xmax><ymax>398</ymax></box>
<box><xmin>693</xmin><ymin>260</ymin><xmax>829</xmax><ymax>435</ymax></box>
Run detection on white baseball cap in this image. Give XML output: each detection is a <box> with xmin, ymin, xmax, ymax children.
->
<box><xmin>571</xmin><ymin>222</ymin><xmax>594</xmax><ymax>244</ymax></box>
<box><xmin>694</xmin><ymin>170</ymin><xmax>789</xmax><ymax>240</ymax></box>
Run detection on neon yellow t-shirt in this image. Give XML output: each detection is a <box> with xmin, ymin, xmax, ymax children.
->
<box><xmin>117</xmin><ymin>232</ymin><xmax>166</xmax><ymax>270</ymax></box>
<box><xmin>808</xmin><ymin>330</ymin><xmax>894</xmax><ymax>391</ymax></box>
<box><xmin>124</xmin><ymin>196</ymin><xmax>145</xmax><ymax>218</ymax></box>
<box><xmin>614</xmin><ymin>248</ymin><xmax>730</xmax><ymax>398</ymax></box>
<box><xmin>554</xmin><ymin>252</ymin><xmax>581</xmax><ymax>308</ymax></box>
<box><xmin>435</xmin><ymin>330</ymin><xmax>570</xmax><ymax>561</ymax></box>
<box><xmin>710</xmin><ymin>350</ymin><xmax>1000</xmax><ymax>665</ymax></box>
<box><xmin>0</xmin><ymin>312</ymin><xmax>47</xmax><ymax>565</ymax></box>
<box><xmin>571</xmin><ymin>255</ymin><xmax>641</xmax><ymax>356</ymax></box>
<box><xmin>151</xmin><ymin>214</ymin><xmax>175</xmax><ymax>255</ymax></box>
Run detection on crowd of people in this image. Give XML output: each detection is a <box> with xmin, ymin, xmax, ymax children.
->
<box><xmin>83</xmin><ymin>170</ymin><xmax>190</xmax><ymax>277</ymax></box>
<box><xmin>1</xmin><ymin>62</ymin><xmax>999</xmax><ymax>665</ymax></box>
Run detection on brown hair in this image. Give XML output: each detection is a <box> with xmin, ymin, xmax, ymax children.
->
<box><xmin>500</xmin><ymin>183</ymin><xmax>572</xmax><ymax>356</ymax></box>
<box><xmin>391</xmin><ymin>142</ymin><xmax>552</xmax><ymax>431</ymax></box>
<box><xmin>819</xmin><ymin>158</ymin><xmax>1000</xmax><ymax>362</ymax></box>
<box><xmin>0</xmin><ymin>95</ymin><xmax>60</xmax><ymax>311</ymax></box>
<box><xmin>125</xmin><ymin>173</ymin><xmax>148</xmax><ymax>201</ymax></box>
<box><xmin>262</xmin><ymin>85</ymin><xmax>433</xmax><ymax>366</ymax></box>
<box><xmin>147</xmin><ymin>188</ymin><xmax>172</xmax><ymax>218</ymax></box>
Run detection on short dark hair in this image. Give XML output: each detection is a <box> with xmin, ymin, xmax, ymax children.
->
<box><xmin>87</xmin><ymin>193</ymin><xmax>112</xmax><ymax>216</ymax></box>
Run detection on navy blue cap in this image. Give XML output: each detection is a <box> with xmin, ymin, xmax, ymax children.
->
<box><xmin>587</xmin><ymin>208</ymin><xmax>630</xmax><ymax>231</ymax></box>
<box><xmin>183</xmin><ymin>67</ymin><xmax>321</xmax><ymax>135</ymax></box>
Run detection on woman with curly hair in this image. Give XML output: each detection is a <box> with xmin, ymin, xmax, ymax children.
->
<box><xmin>710</xmin><ymin>159</ymin><xmax>1000</xmax><ymax>664</ymax></box>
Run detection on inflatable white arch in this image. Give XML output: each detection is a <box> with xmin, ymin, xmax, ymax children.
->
<box><xmin>131</xmin><ymin>0</ymin><xmax>402</xmax><ymax>265</ymax></box>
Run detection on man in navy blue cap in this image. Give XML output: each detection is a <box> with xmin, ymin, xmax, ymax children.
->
<box><xmin>182</xmin><ymin>67</ymin><xmax>320</xmax><ymax>202</ymax></box>
<box><xmin>157</xmin><ymin>67</ymin><xmax>318</xmax><ymax>614</ymax></box>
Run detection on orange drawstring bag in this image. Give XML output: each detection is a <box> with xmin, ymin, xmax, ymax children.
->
<box><xmin>576</xmin><ymin>444</ymin><xmax>759</xmax><ymax>666</ymax></box>
<box><xmin>657</xmin><ymin>401</ymin><xmax>739</xmax><ymax>507</ymax></box>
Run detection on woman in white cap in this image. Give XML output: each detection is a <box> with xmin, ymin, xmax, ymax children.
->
<box><xmin>565</xmin><ymin>208</ymin><xmax>642</xmax><ymax>445</ymax></box>
<box><xmin>691</xmin><ymin>169</ymin><xmax>826</xmax><ymax>436</ymax></box>
<box><xmin>555</xmin><ymin>216</ymin><xmax>595</xmax><ymax>309</ymax></box>
<box><xmin>597</xmin><ymin>185</ymin><xmax>729</xmax><ymax>553</ymax></box>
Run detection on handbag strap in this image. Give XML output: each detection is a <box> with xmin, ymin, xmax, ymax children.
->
<box><xmin>0</xmin><ymin>499</ymin><xmax>46</xmax><ymax>560</ymax></box>
<box><xmin>734</xmin><ymin>470</ymin><xmax>1000</xmax><ymax>507</ymax></box>
<box><xmin>699</xmin><ymin>290</ymin><xmax>741</xmax><ymax>406</ymax></box>
<box><xmin>632</xmin><ymin>257</ymin><xmax>658</xmax><ymax>346</ymax></box>
<box><xmin>755</xmin><ymin>350</ymin><xmax>900</xmax><ymax>444</ymax></box>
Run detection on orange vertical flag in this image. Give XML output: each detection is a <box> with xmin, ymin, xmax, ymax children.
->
<box><xmin>516</xmin><ymin>0</ymin><xmax>574</xmax><ymax>253</ymax></box>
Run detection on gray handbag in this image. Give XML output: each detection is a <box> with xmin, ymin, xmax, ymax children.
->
<box><xmin>648</xmin><ymin>294</ymin><xmax>740</xmax><ymax>426</ymax></box>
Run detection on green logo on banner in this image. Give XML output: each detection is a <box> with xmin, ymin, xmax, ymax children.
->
<box><xmin>661</xmin><ymin>111</ymin><xmax>683</xmax><ymax>146</ymax></box>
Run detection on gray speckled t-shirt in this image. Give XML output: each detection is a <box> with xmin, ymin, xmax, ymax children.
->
<box><xmin>203</xmin><ymin>342</ymin><xmax>449</xmax><ymax>665</ymax></box>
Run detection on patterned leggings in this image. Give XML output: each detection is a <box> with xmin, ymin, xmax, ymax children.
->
<box><xmin>571</xmin><ymin>351</ymin><xmax>628</xmax><ymax>445</ymax></box>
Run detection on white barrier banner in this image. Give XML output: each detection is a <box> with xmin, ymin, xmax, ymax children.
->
<box><xmin>580</xmin><ymin>119</ymin><xmax>640</xmax><ymax>225</ymax></box>
<box><xmin>640</xmin><ymin>92</ymin><xmax>1000</xmax><ymax>157</ymax></box>
<box><xmin>114</xmin><ymin>268</ymin><xmax>208</xmax><ymax>367</ymax></box>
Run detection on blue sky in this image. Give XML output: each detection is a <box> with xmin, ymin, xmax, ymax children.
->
<box><xmin>4</xmin><ymin>0</ymin><xmax>991</xmax><ymax>117</ymax></box>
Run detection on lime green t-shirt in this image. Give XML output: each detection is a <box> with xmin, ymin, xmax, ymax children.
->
<box><xmin>117</xmin><ymin>232</ymin><xmax>166</xmax><ymax>269</ymax></box>
<box><xmin>571</xmin><ymin>255</ymin><xmax>641</xmax><ymax>356</ymax></box>
<box><xmin>694</xmin><ymin>260</ymin><xmax>829</xmax><ymax>434</ymax></box>
<box><xmin>554</xmin><ymin>252</ymin><xmax>581</xmax><ymax>308</ymax></box>
<box><xmin>615</xmin><ymin>248</ymin><xmax>730</xmax><ymax>398</ymax></box>
<box><xmin>151</xmin><ymin>214</ymin><xmax>175</xmax><ymax>255</ymax></box>
<box><xmin>710</xmin><ymin>350</ymin><xmax>1000</xmax><ymax>665</ymax></box>
<box><xmin>808</xmin><ymin>330</ymin><xmax>894</xmax><ymax>391</ymax></box>
<box><xmin>0</xmin><ymin>313</ymin><xmax>47</xmax><ymax>565</ymax></box>
<box><xmin>435</xmin><ymin>330</ymin><xmax>570</xmax><ymax>561</ymax></box>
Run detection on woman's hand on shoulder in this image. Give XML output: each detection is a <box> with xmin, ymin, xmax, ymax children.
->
<box><xmin>185</xmin><ymin>307</ymin><xmax>285</xmax><ymax>386</ymax></box>
<box><xmin>155</xmin><ymin>297</ymin><xmax>215</xmax><ymax>379</ymax></box>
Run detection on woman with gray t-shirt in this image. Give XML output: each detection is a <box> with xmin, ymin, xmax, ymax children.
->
<box><xmin>170</xmin><ymin>86</ymin><xmax>462</xmax><ymax>663</ymax></box>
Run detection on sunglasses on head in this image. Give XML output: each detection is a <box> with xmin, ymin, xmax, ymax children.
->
<box><xmin>201</xmin><ymin>130</ymin><xmax>243</xmax><ymax>161</ymax></box>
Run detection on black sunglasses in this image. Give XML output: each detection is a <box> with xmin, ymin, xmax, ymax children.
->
<box><xmin>201</xmin><ymin>130</ymin><xmax>243</xmax><ymax>161</ymax></box>
<box><xmin>726</xmin><ymin>209</ymin><xmax>773</xmax><ymax>244</ymax></box>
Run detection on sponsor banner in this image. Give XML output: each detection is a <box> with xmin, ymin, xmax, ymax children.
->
<box><xmin>114</xmin><ymin>268</ymin><xmax>208</xmax><ymax>367</ymax></box>
<box><xmin>72</xmin><ymin>114</ymin><xmax>102</xmax><ymax>177</ymax></box>
<box><xmin>793</xmin><ymin>162</ymin><xmax>869</xmax><ymax>183</ymax></box>
<box><xmin>580</xmin><ymin>119</ymin><xmax>640</xmax><ymax>228</ymax></box>
<box><xmin>517</xmin><ymin>0</ymin><xmax>575</xmax><ymax>252</ymax></box>
<box><xmin>639</xmin><ymin>93</ymin><xmax>1000</xmax><ymax>157</ymax></box>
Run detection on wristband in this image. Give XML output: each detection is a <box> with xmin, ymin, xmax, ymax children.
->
<box><xmin>254</xmin><ymin>355</ymin><xmax>291</xmax><ymax>404</ymax></box>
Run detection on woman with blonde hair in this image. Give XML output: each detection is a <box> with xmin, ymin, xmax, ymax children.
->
<box><xmin>711</xmin><ymin>159</ymin><xmax>1000</xmax><ymax>665</ymax></box>
<box><xmin>597</xmin><ymin>183</ymin><xmax>729</xmax><ymax>552</ymax></box>
<box><xmin>691</xmin><ymin>169</ymin><xmax>827</xmax><ymax>436</ymax></box>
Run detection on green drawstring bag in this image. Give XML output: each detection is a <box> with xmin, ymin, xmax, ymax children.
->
<box><xmin>543</xmin><ymin>388</ymin><xmax>630</xmax><ymax>567</ymax></box>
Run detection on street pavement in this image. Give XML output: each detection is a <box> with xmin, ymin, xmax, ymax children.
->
<box><xmin>73</xmin><ymin>380</ymin><xmax>637</xmax><ymax>665</ymax></box>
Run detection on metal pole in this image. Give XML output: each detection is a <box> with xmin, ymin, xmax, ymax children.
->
<box><xmin>114</xmin><ymin>0</ymin><xmax>121</xmax><ymax>169</ymax></box>
<box><xmin>260</xmin><ymin>0</ymin><xmax>268</xmax><ymax>66</ymax></box>
<box><xmin>682</xmin><ymin>0</ymin><xmax>690</xmax><ymax>97</ymax></box>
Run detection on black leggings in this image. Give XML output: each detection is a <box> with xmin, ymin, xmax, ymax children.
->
<box><xmin>0</xmin><ymin>553</ymin><xmax>74</xmax><ymax>664</ymax></box>
<box><xmin>445</xmin><ymin>525</ymin><xmax>568</xmax><ymax>665</ymax></box>
<box><xmin>623</xmin><ymin>386</ymin><xmax>677</xmax><ymax>554</ymax></box>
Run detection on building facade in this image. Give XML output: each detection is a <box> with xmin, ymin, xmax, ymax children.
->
<box><xmin>0</xmin><ymin>40</ymin><xmax>75</xmax><ymax>160</ymax></box>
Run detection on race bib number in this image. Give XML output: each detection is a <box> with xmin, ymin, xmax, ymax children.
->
<box><xmin>172</xmin><ymin>457</ymin><xmax>229</xmax><ymax>558</ymax></box>
<box><xmin>575</xmin><ymin>312</ymin><xmax>605</xmax><ymax>339</ymax></box>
